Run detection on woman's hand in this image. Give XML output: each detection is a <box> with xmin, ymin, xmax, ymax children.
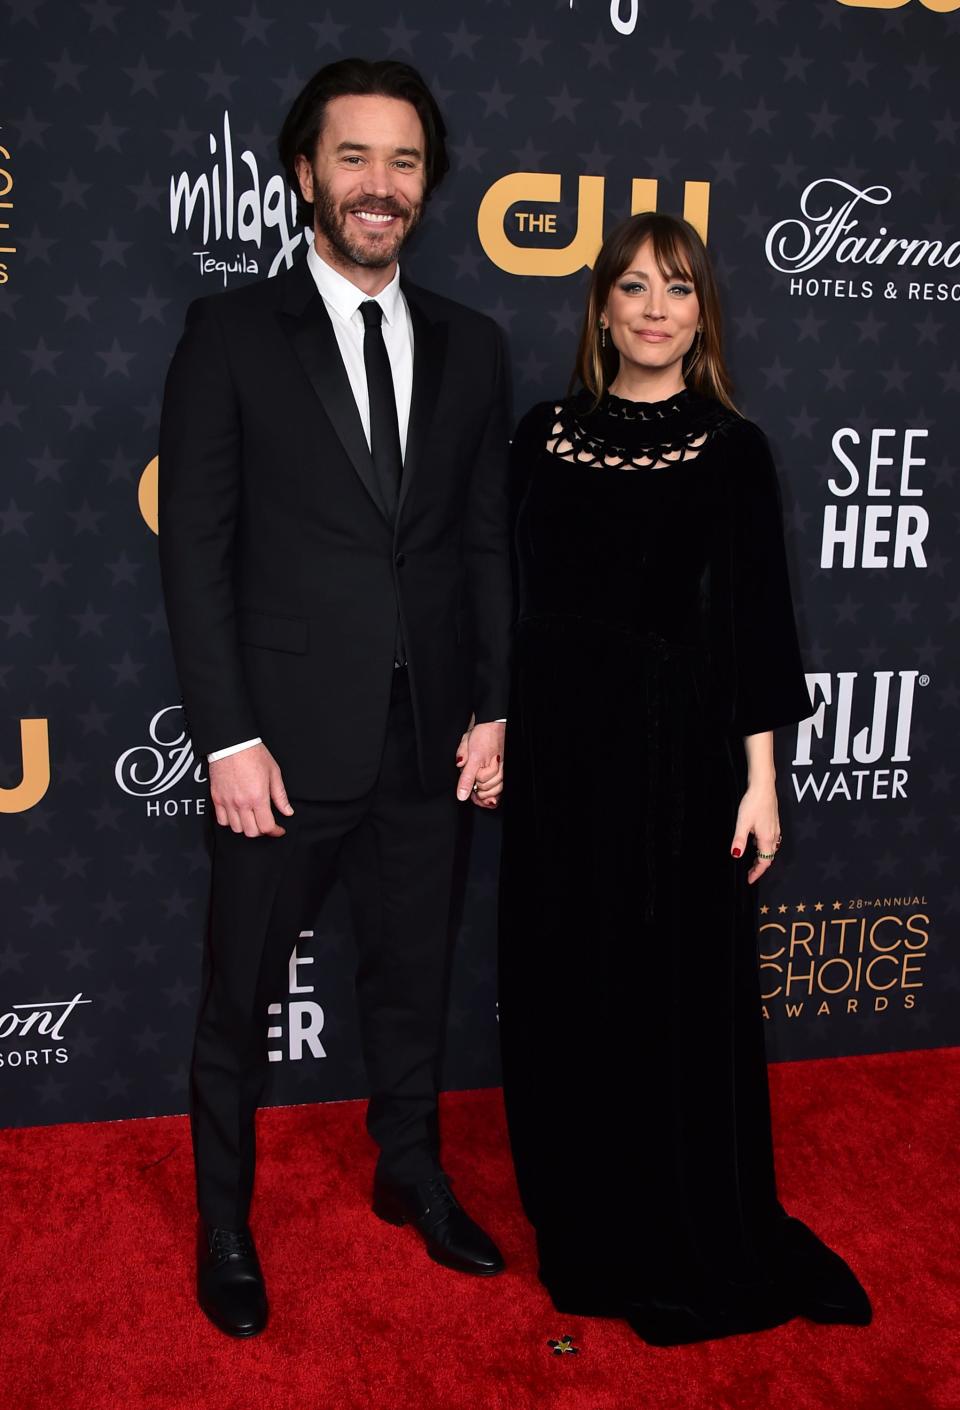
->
<box><xmin>730</xmin><ymin>780</ymin><xmax>781</xmax><ymax>885</ymax></box>
<box><xmin>455</xmin><ymin>721</ymin><xmax>505</xmax><ymax>808</ymax></box>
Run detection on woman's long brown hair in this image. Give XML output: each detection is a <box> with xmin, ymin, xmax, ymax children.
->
<box><xmin>572</xmin><ymin>212</ymin><xmax>738</xmax><ymax>412</ymax></box>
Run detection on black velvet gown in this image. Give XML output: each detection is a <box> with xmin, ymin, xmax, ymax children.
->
<box><xmin>498</xmin><ymin>388</ymin><xmax>871</xmax><ymax>1346</ymax></box>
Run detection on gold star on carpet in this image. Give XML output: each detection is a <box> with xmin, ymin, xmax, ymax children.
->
<box><xmin>814</xmin><ymin>902</ymin><xmax>824</xmax><ymax>912</ymax></box>
<box><xmin>547</xmin><ymin>1335</ymin><xmax>580</xmax><ymax>1356</ymax></box>
<box><xmin>796</xmin><ymin>902</ymin><xmax>806</xmax><ymax>913</ymax></box>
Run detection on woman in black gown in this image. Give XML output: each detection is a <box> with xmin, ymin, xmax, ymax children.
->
<box><xmin>498</xmin><ymin>213</ymin><xmax>871</xmax><ymax>1346</ymax></box>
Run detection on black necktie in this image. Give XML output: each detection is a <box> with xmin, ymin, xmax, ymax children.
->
<box><xmin>359</xmin><ymin>300</ymin><xmax>402</xmax><ymax>521</ymax></box>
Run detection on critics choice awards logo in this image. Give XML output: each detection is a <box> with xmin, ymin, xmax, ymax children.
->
<box><xmin>0</xmin><ymin>993</ymin><xmax>91</xmax><ymax>1071</ymax></box>
<box><xmin>760</xmin><ymin>898</ymin><xmax>929</xmax><ymax>1023</ymax></box>
<box><xmin>115</xmin><ymin>706</ymin><xmax>207</xmax><ymax>818</ymax></box>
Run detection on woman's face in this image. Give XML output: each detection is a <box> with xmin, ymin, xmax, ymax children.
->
<box><xmin>601</xmin><ymin>238</ymin><xmax>701</xmax><ymax>378</ymax></box>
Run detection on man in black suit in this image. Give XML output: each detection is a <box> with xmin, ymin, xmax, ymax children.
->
<box><xmin>159</xmin><ymin>59</ymin><xmax>511</xmax><ymax>1337</ymax></box>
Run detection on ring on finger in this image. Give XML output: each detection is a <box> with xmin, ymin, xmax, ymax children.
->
<box><xmin>757</xmin><ymin>850</ymin><xmax>776</xmax><ymax>860</ymax></box>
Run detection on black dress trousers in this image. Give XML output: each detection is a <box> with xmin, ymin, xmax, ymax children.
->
<box><xmin>191</xmin><ymin>667</ymin><xmax>460</xmax><ymax>1230</ymax></box>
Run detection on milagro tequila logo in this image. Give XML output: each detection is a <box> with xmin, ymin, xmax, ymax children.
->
<box><xmin>169</xmin><ymin>111</ymin><xmax>311</xmax><ymax>285</ymax></box>
<box><xmin>792</xmin><ymin>670</ymin><xmax>927</xmax><ymax>803</ymax></box>
<box><xmin>115</xmin><ymin>706</ymin><xmax>208</xmax><ymax>818</ymax></box>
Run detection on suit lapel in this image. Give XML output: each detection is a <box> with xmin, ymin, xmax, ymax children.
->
<box><xmin>275</xmin><ymin>259</ymin><xmax>389</xmax><ymax>520</ymax></box>
<box><xmin>399</xmin><ymin>280</ymin><xmax>448</xmax><ymax>517</ymax></box>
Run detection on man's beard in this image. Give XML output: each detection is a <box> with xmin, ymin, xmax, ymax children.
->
<box><xmin>313</xmin><ymin>180</ymin><xmax>422</xmax><ymax>270</ymax></box>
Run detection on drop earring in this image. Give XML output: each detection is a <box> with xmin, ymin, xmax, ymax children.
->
<box><xmin>600</xmin><ymin>323</ymin><xmax>607</xmax><ymax>349</ymax></box>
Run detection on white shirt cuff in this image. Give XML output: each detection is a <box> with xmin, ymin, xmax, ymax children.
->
<box><xmin>208</xmin><ymin>737</ymin><xmax>262</xmax><ymax>762</ymax></box>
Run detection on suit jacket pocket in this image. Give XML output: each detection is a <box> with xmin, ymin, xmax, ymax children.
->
<box><xmin>238</xmin><ymin>610</ymin><xmax>308</xmax><ymax>655</ymax></box>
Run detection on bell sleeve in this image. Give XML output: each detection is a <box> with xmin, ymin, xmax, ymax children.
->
<box><xmin>715</xmin><ymin>419</ymin><xmax>812</xmax><ymax>737</ymax></box>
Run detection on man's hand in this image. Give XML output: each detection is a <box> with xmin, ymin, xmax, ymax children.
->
<box><xmin>455</xmin><ymin>720</ymin><xmax>505</xmax><ymax>808</ymax></box>
<box><xmin>209</xmin><ymin>743</ymin><xmax>294</xmax><ymax>837</ymax></box>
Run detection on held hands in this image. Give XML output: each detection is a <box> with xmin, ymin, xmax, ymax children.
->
<box><xmin>730</xmin><ymin>780</ymin><xmax>781</xmax><ymax>885</ymax></box>
<box><xmin>455</xmin><ymin>719</ymin><xmax>505</xmax><ymax>808</ymax></box>
<box><xmin>209</xmin><ymin>743</ymin><xmax>294</xmax><ymax>838</ymax></box>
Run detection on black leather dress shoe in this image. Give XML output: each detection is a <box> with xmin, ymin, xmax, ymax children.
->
<box><xmin>196</xmin><ymin>1222</ymin><xmax>268</xmax><ymax>1337</ymax></box>
<box><xmin>372</xmin><ymin>1173</ymin><xmax>505</xmax><ymax>1276</ymax></box>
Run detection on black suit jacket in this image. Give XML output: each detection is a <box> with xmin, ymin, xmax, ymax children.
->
<box><xmin>158</xmin><ymin>256</ymin><xmax>512</xmax><ymax>799</ymax></box>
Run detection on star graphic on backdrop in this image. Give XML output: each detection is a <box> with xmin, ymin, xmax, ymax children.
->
<box><xmin>745</xmin><ymin>98</ymin><xmax>777</xmax><ymax>135</ymax></box>
<box><xmin>62</xmin><ymin>937</ymin><xmax>96</xmax><ymax>969</ymax></box>
<box><xmin>872</xmin><ymin>107</ymin><xmax>902</xmax><ymax>142</ymax></box>
<box><xmin>12</xmin><ymin>106</ymin><xmax>51</xmax><ymax>146</ymax></box>
<box><xmin>59</xmin><ymin>284</ymin><xmax>99</xmax><ymax>321</ymax></box>
<box><xmin>515</xmin><ymin>24</ymin><xmax>549</xmax><ymax>64</ymax></box>
<box><xmin>59</xmin><ymin>848</ymin><xmax>92</xmax><ymax>879</ymax></box>
<box><xmin>906</xmin><ymin>53</ymin><xmax>937</xmax><ymax>89</ymax></box>
<box><xmin>163</xmin><ymin>115</ymin><xmax>200</xmax><ymax>156</ymax></box>
<box><xmin>62</xmin><ymin>394</ymin><xmax>100</xmax><ymax>430</ymax></box>
<box><xmin>72</xmin><ymin>605</ymin><xmax>109</xmax><ymax>637</ymax></box>
<box><xmin>20</xmin><ymin>225</ymin><xmax>58</xmax><ymax>263</ymax></box>
<box><xmin>710</xmin><ymin>150</ymin><xmax>744</xmax><ymax>186</ymax></box>
<box><xmin>24</xmin><ymin>894</ymin><xmax>59</xmax><ymax>927</ymax></box>
<box><xmin>51</xmin><ymin>170</ymin><xmax>92</xmax><ymax>208</ymax></box>
<box><xmin>450</xmin><ymin>134</ymin><xmax>487</xmax><ymax>172</ymax></box>
<box><xmin>131</xmin><ymin>287</ymin><xmax>170</xmax><ymax>324</ymax></box>
<box><xmin>78</xmin><ymin>702</ymin><xmax>112</xmax><ymax>733</ymax></box>
<box><xmin>1</xmin><ymin>604</ymin><xmax>38</xmax><ymax>637</ymax></box>
<box><xmin>271</xmin><ymin>65</ymin><xmax>305</xmax><ymax>104</ymax></box>
<box><xmin>236</xmin><ymin>3</ymin><xmax>274</xmax><ymax>44</ymax></box>
<box><xmin>160</xmin><ymin>0</ymin><xmax>198</xmax><ymax>38</ymax></box>
<box><xmin>308</xmin><ymin>11</ymin><xmax>346</xmax><ymax>48</ymax></box>
<box><xmin>110</xmin><ymin>652</ymin><xmax>146</xmax><ymax>685</ymax></box>
<box><xmin>781</xmin><ymin>46</ymin><xmax>811</xmax><ymax>82</ymax></box>
<box><xmin>478</xmin><ymin>78</ymin><xmax>514</xmax><ymax>119</ymax></box>
<box><xmin>1</xmin><ymin>499</ymin><xmax>34</xmax><ymax>534</ymax></box>
<box><xmin>931</xmin><ymin>111</ymin><xmax>958</xmax><ymax>144</ymax></box>
<box><xmin>809</xmin><ymin>101</ymin><xmax>840</xmax><ymax>139</ymax></box>
<box><xmin>130</xmin><ymin>936</ymin><xmax>162</xmax><ymax>966</ymax></box>
<box><xmin>381</xmin><ymin>16</ymin><xmax>418</xmax><ymax>56</ymax></box>
<box><xmin>844</xmin><ymin>51</ymin><xmax>875</xmax><ymax>87</ymax></box>
<box><xmin>47</xmin><ymin>49</ymin><xmax>87</xmax><ymax>89</ymax></box>
<box><xmin>582</xmin><ymin>31</ymin><xmax>616</xmax><ymax>68</ymax></box>
<box><xmin>680</xmin><ymin>94</ymin><xmax>714</xmax><ymax>132</ymax></box>
<box><xmin>613</xmin><ymin>89</ymin><xmax>647</xmax><ymax>126</ymax></box>
<box><xmin>90</xmin><ymin>800</ymin><xmax>123</xmax><ymax>830</ymax></box>
<box><xmin>0</xmin><ymin>943</ymin><xmax>28</xmax><ymax>975</ymax></box>
<box><xmin>547</xmin><ymin>84</ymin><xmax>581</xmax><ymax>122</ymax></box>
<box><xmin>822</xmin><ymin>359</ymin><xmax>853</xmax><ymax>393</ymax></box>
<box><xmin>123</xmin><ymin>55</ymin><xmax>163</xmax><ymax>96</ymax></box>
<box><xmin>200</xmin><ymin>59</ymin><xmax>238</xmax><ymax>100</ymax></box>
<box><xmin>81</xmin><ymin>0</ymin><xmax>121</xmax><ymax>32</ymax></box>
<box><xmin>446</xmin><ymin>19</ymin><xmax>480</xmax><ymax>59</ymax></box>
<box><xmin>35</xmin><ymin>554</ymin><xmax>70</xmax><ymax>588</ymax></box>
<box><xmin>91</xmin><ymin>229</ymin><xmax>130</xmax><ymax>267</ymax></box>
<box><xmin>450</xmin><ymin>245</ymin><xmax>483</xmax><ymax>281</ymax></box>
<box><xmin>716</xmin><ymin>40</ymin><xmax>748</xmax><ymax>79</ymax></box>
<box><xmin>87</xmin><ymin>112</ymin><xmax>127</xmax><ymax>151</ymax></box>
<box><xmin>97</xmin><ymin>338</ymin><xmax>136</xmax><ymax>376</ymax></box>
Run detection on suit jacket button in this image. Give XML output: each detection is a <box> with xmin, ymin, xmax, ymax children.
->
<box><xmin>395</xmin><ymin>553</ymin><xmax>405</xmax><ymax>567</ymax></box>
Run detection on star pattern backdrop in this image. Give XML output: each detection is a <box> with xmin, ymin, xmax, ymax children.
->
<box><xmin>2</xmin><ymin>0</ymin><xmax>959</xmax><ymax>1127</ymax></box>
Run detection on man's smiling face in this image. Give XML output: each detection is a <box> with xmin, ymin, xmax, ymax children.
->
<box><xmin>296</xmin><ymin>93</ymin><xmax>427</xmax><ymax>273</ymax></box>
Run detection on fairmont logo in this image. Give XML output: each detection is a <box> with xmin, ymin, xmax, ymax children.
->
<box><xmin>0</xmin><ymin>992</ymin><xmax>91</xmax><ymax>1069</ymax></box>
<box><xmin>169</xmin><ymin>110</ymin><xmax>311</xmax><ymax>283</ymax></box>
<box><xmin>115</xmin><ymin>706</ymin><xmax>207</xmax><ymax>817</ymax></box>
<box><xmin>765</xmin><ymin>180</ymin><xmax>960</xmax><ymax>276</ymax></box>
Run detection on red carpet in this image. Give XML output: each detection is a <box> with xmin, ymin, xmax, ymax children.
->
<box><xmin>1</xmin><ymin>1048</ymin><xmax>957</xmax><ymax>1410</ymax></box>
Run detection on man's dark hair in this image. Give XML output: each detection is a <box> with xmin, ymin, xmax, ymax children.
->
<box><xmin>278</xmin><ymin>58</ymin><xmax>450</xmax><ymax>227</ymax></box>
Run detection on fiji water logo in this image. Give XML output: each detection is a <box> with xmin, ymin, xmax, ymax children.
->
<box><xmin>115</xmin><ymin>706</ymin><xmax>207</xmax><ymax>818</ymax></box>
<box><xmin>792</xmin><ymin>670</ymin><xmax>927</xmax><ymax>803</ymax></box>
<box><xmin>169</xmin><ymin>110</ymin><xmax>311</xmax><ymax>285</ymax></box>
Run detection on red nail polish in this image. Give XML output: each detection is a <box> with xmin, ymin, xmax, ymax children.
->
<box><xmin>732</xmin><ymin>847</ymin><xmax>742</xmax><ymax>858</ymax></box>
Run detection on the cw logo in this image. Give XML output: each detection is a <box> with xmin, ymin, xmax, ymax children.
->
<box><xmin>0</xmin><ymin>719</ymin><xmax>50</xmax><ymax>813</ymax></box>
<box><xmin>478</xmin><ymin>173</ymin><xmax>709</xmax><ymax>277</ymax></box>
<box><xmin>837</xmin><ymin>0</ymin><xmax>959</xmax><ymax>9</ymax></box>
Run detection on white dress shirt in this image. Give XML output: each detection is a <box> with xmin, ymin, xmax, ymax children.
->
<box><xmin>208</xmin><ymin>246</ymin><xmax>502</xmax><ymax>764</ymax></box>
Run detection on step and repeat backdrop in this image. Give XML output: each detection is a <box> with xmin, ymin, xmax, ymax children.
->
<box><xmin>2</xmin><ymin>0</ymin><xmax>958</xmax><ymax>1126</ymax></box>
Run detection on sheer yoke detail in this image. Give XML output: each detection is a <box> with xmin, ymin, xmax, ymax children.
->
<box><xmin>545</xmin><ymin>389</ymin><xmax>736</xmax><ymax>471</ymax></box>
